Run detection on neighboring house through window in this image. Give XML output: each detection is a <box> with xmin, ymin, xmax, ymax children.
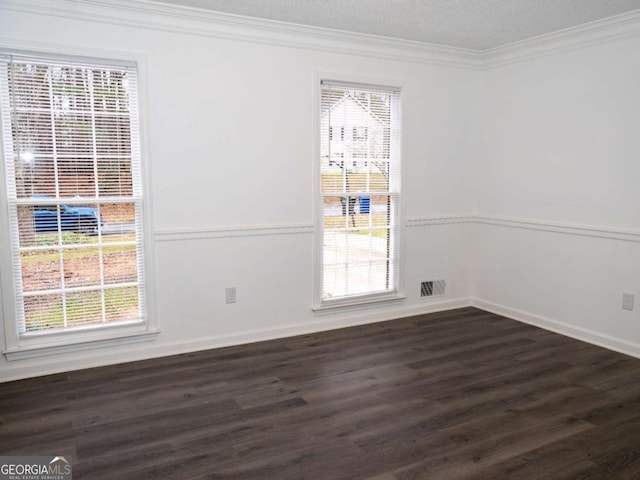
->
<box><xmin>329</xmin><ymin>126</ymin><xmax>345</xmax><ymax>141</ymax></box>
<box><xmin>352</xmin><ymin>126</ymin><xmax>368</xmax><ymax>141</ymax></box>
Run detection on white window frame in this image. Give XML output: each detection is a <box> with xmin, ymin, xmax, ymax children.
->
<box><xmin>313</xmin><ymin>74</ymin><xmax>406</xmax><ymax>311</ymax></box>
<box><xmin>0</xmin><ymin>47</ymin><xmax>158</xmax><ymax>360</ymax></box>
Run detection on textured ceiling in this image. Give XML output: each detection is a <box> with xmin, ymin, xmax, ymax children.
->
<box><xmin>151</xmin><ymin>0</ymin><xmax>640</xmax><ymax>50</ymax></box>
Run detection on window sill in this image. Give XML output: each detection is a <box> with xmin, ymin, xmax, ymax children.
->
<box><xmin>4</xmin><ymin>328</ymin><xmax>160</xmax><ymax>361</ymax></box>
<box><xmin>313</xmin><ymin>294</ymin><xmax>407</xmax><ymax>316</ymax></box>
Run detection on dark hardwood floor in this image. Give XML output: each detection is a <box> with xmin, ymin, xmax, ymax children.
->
<box><xmin>3</xmin><ymin>307</ymin><xmax>640</xmax><ymax>479</ymax></box>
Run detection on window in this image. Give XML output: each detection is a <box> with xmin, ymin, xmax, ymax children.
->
<box><xmin>0</xmin><ymin>52</ymin><xmax>149</xmax><ymax>349</ymax></box>
<box><xmin>319</xmin><ymin>79</ymin><xmax>401</xmax><ymax>305</ymax></box>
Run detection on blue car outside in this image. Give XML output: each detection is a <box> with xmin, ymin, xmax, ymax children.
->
<box><xmin>33</xmin><ymin>200</ymin><xmax>104</xmax><ymax>235</ymax></box>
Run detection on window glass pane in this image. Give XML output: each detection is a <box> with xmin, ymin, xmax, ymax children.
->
<box><xmin>21</xmin><ymin>249</ymin><xmax>61</xmax><ymax>292</ymax></box>
<box><xmin>11</xmin><ymin>112</ymin><xmax>54</xmax><ymax>158</ymax></box>
<box><xmin>17</xmin><ymin>205</ymin><xmax>42</xmax><ymax>247</ymax></box>
<box><xmin>58</xmin><ymin>203</ymin><xmax>101</xmax><ymax>243</ymax></box>
<box><xmin>370</xmin><ymin>196</ymin><xmax>391</xmax><ymax>227</ymax></box>
<box><xmin>91</xmin><ymin>69</ymin><xmax>131</xmax><ymax>114</ymax></box>
<box><xmin>97</xmin><ymin>158</ymin><xmax>133</xmax><ymax>196</ymax></box>
<box><xmin>16</xmin><ymin>157</ymin><xmax>54</xmax><ymax>198</ymax></box>
<box><xmin>1</xmin><ymin>55</ymin><xmax>145</xmax><ymax>336</ymax></box>
<box><xmin>103</xmin><ymin>243</ymin><xmax>138</xmax><ymax>285</ymax></box>
<box><xmin>55</xmin><ymin>112</ymin><xmax>93</xmax><ymax>156</ymax></box>
<box><xmin>345</xmin><ymin>261</ymin><xmax>389</xmax><ymax>295</ymax></box>
<box><xmin>105</xmin><ymin>286</ymin><xmax>140</xmax><ymax>322</ymax></box>
<box><xmin>24</xmin><ymin>294</ymin><xmax>63</xmax><ymax>332</ymax></box>
<box><xmin>369</xmin><ymin>168</ymin><xmax>390</xmax><ymax>193</ymax></box>
<box><xmin>319</xmin><ymin>80</ymin><xmax>400</xmax><ymax>303</ymax></box>
<box><xmin>95</xmin><ymin>115</ymin><xmax>131</xmax><ymax>155</ymax></box>
<box><xmin>323</xmin><ymin>260</ymin><xmax>390</xmax><ymax>299</ymax></box>
<box><xmin>8</xmin><ymin>63</ymin><xmax>50</xmax><ymax>110</ymax></box>
<box><xmin>62</xmin><ymin>247</ymin><xmax>101</xmax><ymax>288</ymax></box>
<box><xmin>100</xmin><ymin>202</ymin><xmax>137</xmax><ymax>243</ymax></box>
<box><xmin>57</xmin><ymin>158</ymin><xmax>96</xmax><ymax>197</ymax></box>
<box><xmin>50</xmin><ymin>66</ymin><xmax>92</xmax><ymax>111</ymax></box>
<box><xmin>66</xmin><ymin>290</ymin><xmax>103</xmax><ymax>327</ymax></box>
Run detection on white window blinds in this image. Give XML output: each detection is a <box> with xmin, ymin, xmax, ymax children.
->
<box><xmin>319</xmin><ymin>80</ymin><xmax>401</xmax><ymax>303</ymax></box>
<box><xmin>0</xmin><ymin>53</ymin><xmax>145</xmax><ymax>334</ymax></box>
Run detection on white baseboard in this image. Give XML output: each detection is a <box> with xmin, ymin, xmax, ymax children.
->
<box><xmin>0</xmin><ymin>297</ymin><xmax>471</xmax><ymax>382</ymax></box>
<box><xmin>6</xmin><ymin>296</ymin><xmax>640</xmax><ymax>382</ymax></box>
<box><xmin>471</xmin><ymin>298</ymin><xmax>640</xmax><ymax>359</ymax></box>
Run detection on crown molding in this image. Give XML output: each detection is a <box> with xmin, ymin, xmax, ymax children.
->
<box><xmin>482</xmin><ymin>8</ymin><xmax>640</xmax><ymax>68</ymax></box>
<box><xmin>2</xmin><ymin>0</ymin><xmax>639</xmax><ymax>72</ymax></box>
<box><xmin>3</xmin><ymin>0</ymin><xmax>640</xmax><ymax>70</ymax></box>
<box><xmin>0</xmin><ymin>0</ymin><xmax>482</xmax><ymax>69</ymax></box>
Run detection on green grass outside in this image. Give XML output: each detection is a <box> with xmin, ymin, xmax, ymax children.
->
<box><xmin>22</xmin><ymin>232</ymin><xmax>139</xmax><ymax>331</ymax></box>
<box><xmin>25</xmin><ymin>286</ymin><xmax>139</xmax><ymax>331</ymax></box>
<box><xmin>23</xmin><ymin>231</ymin><xmax>136</xmax><ymax>247</ymax></box>
<box><xmin>21</xmin><ymin>233</ymin><xmax>137</xmax><ymax>266</ymax></box>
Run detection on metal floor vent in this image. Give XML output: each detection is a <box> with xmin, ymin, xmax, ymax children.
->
<box><xmin>421</xmin><ymin>280</ymin><xmax>446</xmax><ymax>297</ymax></box>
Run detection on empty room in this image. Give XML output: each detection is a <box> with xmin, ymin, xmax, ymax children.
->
<box><xmin>1</xmin><ymin>0</ymin><xmax>640</xmax><ymax>478</ymax></box>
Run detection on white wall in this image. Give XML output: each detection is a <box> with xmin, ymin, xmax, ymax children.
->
<box><xmin>0</xmin><ymin>1</ymin><xmax>478</xmax><ymax>381</ymax></box>
<box><xmin>3</xmin><ymin>0</ymin><xmax>639</xmax><ymax>382</ymax></box>
<box><xmin>475</xmin><ymin>34</ymin><xmax>640</xmax><ymax>355</ymax></box>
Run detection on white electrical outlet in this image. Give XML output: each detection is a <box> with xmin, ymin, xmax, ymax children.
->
<box><xmin>622</xmin><ymin>293</ymin><xmax>634</xmax><ymax>311</ymax></box>
<box><xmin>225</xmin><ymin>287</ymin><xmax>236</xmax><ymax>304</ymax></box>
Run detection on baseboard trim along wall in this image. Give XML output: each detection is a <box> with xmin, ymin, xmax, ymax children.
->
<box><xmin>6</xmin><ymin>295</ymin><xmax>640</xmax><ymax>382</ymax></box>
<box><xmin>0</xmin><ymin>297</ymin><xmax>471</xmax><ymax>383</ymax></box>
<box><xmin>472</xmin><ymin>298</ymin><xmax>640</xmax><ymax>360</ymax></box>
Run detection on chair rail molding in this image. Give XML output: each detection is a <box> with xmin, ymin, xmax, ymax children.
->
<box><xmin>154</xmin><ymin>223</ymin><xmax>314</xmax><ymax>242</ymax></box>
<box><xmin>406</xmin><ymin>215</ymin><xmax>474</xmax><ymax>227</ymax></box>
<box><xmin>474</xmin><ymin>215</ymin><xmax>640</xmax><ymax>243</ymax></box>
<box><xmin>405</xmin><ymin>214</ymin><xmax>640</xmax><ymax>243</ymax></box>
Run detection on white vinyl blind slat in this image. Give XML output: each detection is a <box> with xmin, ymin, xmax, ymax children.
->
<box><xmin>320</xmin><ymin>80</ymin><xmax>401</xmax><ymax>302</ymax></box>
<box><xmin>0</xmin><ymin>53</ymin><xmax>146</xmax><ymax>335</ymax></box>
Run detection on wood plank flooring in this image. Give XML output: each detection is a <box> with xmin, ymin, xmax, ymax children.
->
<box><xmin>3</xmin><ymin>307</ymin><xmax>640</xmax><ymax>479</ymax></box>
